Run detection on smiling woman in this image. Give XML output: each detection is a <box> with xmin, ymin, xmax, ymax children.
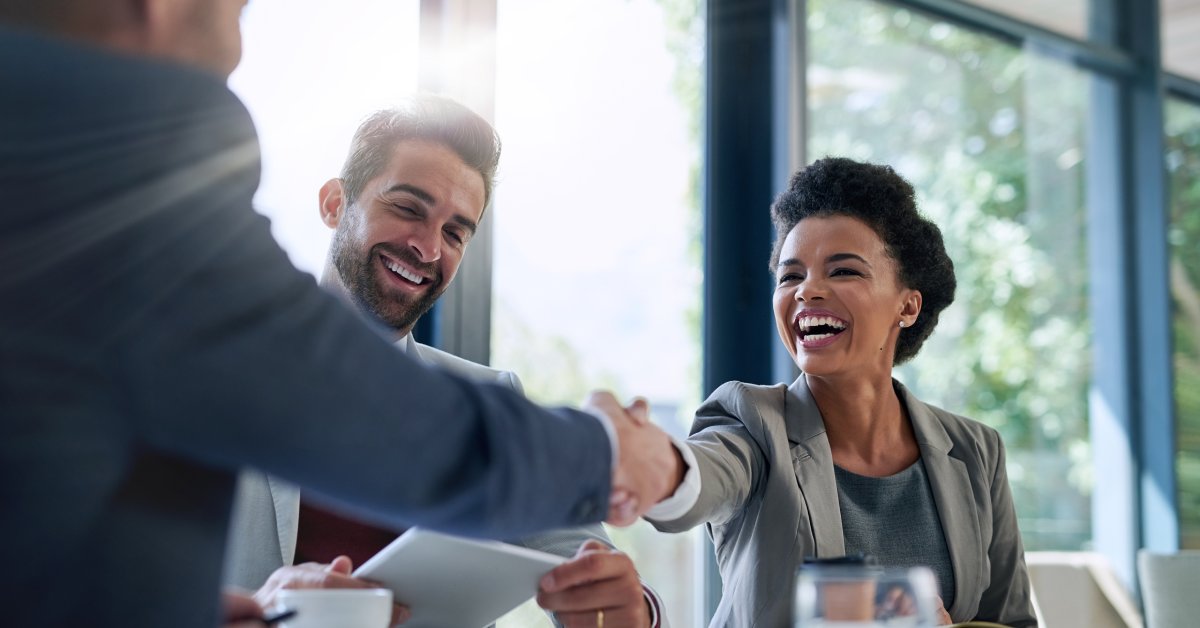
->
<box><xmin>647</xmin><ymin>158</ymin><xmax>1036</xmax><ymax>628</ymax></box>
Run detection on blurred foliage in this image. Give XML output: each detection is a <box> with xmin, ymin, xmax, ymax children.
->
<box><xmin>809</xmin><ymin>0</ymin><xmax>1092</xmax><ymax>549</ymax></box>
<box><xmin>491</xmin><ymin>299</ymin><xmax>623</xmax><ymax>406</ymax></box>
<box><xmin>1167</xmin><ymin>99</ymin><xmax>1200</xmax><ymax>549</ymax></box>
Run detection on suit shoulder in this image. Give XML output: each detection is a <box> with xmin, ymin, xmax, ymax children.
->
<box><xmin>709</xmin><ymin>380</ymin><xmax>788</xmax><ymax>404</ymax></box>
<box><xmin>411</xmin><ymin>342</ymin><xmax>521</xmax><ymax>390</ymax></box>
<box><xmin>702</xmin><ymin>380</ymin><xmax>790</xmax><ymax>430</ymax></box>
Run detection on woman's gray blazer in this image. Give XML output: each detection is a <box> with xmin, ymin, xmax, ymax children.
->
<box><xmin>648</xmin><ymin>376</ymin><xmax>1036</xmax><ymax>628</ymax></box>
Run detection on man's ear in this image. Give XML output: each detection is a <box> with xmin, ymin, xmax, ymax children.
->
<box><xmin>319</xmin><ymin>178</ymin><xmax>347</xmax><ymax>229</ymax></box>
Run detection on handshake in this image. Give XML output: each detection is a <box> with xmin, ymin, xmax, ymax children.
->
<box><xmin>582</xmin><ymin>392</ymin><xmax>688</xmax><ymax>526</ymax></box>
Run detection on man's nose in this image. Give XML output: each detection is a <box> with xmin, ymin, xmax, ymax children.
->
<box><xmin>407</xmin><ymin>225</ymin><xmax>442</xmax><ymax>263</ymax></box>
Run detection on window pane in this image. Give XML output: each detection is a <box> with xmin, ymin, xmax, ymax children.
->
<box><xmin>1167</xmin><ymin>98</ymin><xmax>1200</xmax><ymax>548</ymax></box>
<box><xmin>808</xmin><ymin>0</ymin><xmax>1093</xmax><ymax>550</ymax></box>
<box><xmin>489</xmin><ymin>0</ymin><xmax>704</xmax><ymax>625</ymax></box>
<box><xmin>229</xmin><ymin>0</ymin><xmax>420</xmax><ymax>275</ymax></box>
<box><xmin>959</xmin><ymin>0</ymin><xmax>1088</xmax><ymax>40</ymax></box>
<box><xmin>1163</xmin><ymin>0</ymin><xmax>1200</xmax><ymax>82</ymax></box>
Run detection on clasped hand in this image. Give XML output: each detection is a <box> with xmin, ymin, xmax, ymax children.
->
<box><xmin>583</xmin><ymin>391</ymin><xmax>684</xmax><ymax>526</ymax></box>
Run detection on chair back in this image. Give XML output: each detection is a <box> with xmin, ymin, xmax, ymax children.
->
<box><xmin>1026</xmin><ymin>551</ymin><xmax>1142</xmax><ymax>628</ymax></box>
<box><xmin>1138</xmin><ymin>550</ymin><xmax>1200</xmax><ymax>628</ymax></box>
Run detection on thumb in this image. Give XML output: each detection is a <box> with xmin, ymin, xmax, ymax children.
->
<box><xmin>327</xmin><ymin>555</ymin><xmax>355</xmax><ymax>575</ymax></box>
<box><xmin>626</xmin><ymin>397</ymin><xmax>651</xmax><ymax>425</ymax></box>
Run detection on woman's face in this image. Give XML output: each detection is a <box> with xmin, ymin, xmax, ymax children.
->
<box><xmin>772</xmin><ymin>215</ymin><xmax>921</xmax><ymax>379</ymax></box>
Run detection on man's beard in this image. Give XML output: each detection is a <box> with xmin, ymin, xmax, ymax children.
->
<box><xmin>332</xmin><ymin>238</ymin><xmax>445</xmax><ymax>334</ymax></box>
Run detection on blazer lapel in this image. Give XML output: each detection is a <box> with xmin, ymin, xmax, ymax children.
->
<box><xmin>784</xmin><ymin>376</ymin><xmax>846</xmax><ymax>557</ymax></box>
<box><xmin>266</xmin><ymin>476</ymin><xmax>301</xmax><ymax>566</ymax></box>
<box><xmin>898</xmin><ymin>383</ymin><xmax>982</xmax><ymax>620</ymax></box>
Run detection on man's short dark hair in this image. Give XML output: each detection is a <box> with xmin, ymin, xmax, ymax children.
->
<box><xmin>340</xmin><ymin>94</ymin><xmax>501</xmax><ymax>210</ymax></box>
<box><xmin>769</xmin><ymin>157</ymin><xmax>957</xmax><ymax>364</ymax></box>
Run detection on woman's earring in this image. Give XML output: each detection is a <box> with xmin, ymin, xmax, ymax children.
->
<box><xmin>898</xmin><ymin>321</ymin><xmax>906</xmax><ymax>328</ymax></box>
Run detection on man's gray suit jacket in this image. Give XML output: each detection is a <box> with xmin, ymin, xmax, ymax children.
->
<box><xmin>223</xmin><ymin>336</ymin><xmax>660</xmax><ymax>628</ymax></box>
<box><xmin>649</xmin><ymin>377</ymin><xmax>1037</xmax><ymax>628</ymax></box>
<box><xmin>0</xmin><ymin>26</ymin><xmax>613</xmax><ymax>628</ymax></box>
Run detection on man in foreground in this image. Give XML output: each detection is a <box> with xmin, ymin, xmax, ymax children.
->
<box><xmin>0</xmin><ymin>2</ymin><xmax>682</xmax><ymax>626</ymax></box>
<box><xmin>224</xmin><ymin>99</ymin><xmax>670</xmax><ymax>628</ymax></box>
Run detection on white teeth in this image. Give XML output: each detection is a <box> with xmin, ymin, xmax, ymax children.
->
<box><xmin>384</xmin><ymin>259</ymin><xmax>424</xmax><ymax>284</ymax></box>
<box><xmin>796</xmin><ymin>316</ymin><xmax>846</xmax><ymax>332</ymax></box>
<box><xmin>805</xmin><ymin>333</ymin><xmax>834</xmax><ymax>341</ymax></box>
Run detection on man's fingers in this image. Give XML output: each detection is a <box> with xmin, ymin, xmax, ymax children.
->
<box><xmin>574</xmin><ymin>539</ymin><xmax>610</xmax><ymax>556</ymax></box>
<box><xmin>605</xmin><ymin>497</ymin><xmax>639</xmax><ymax>526</ymax></box>
<box><xmin>327</xmin><ymin>555</ymin><xmax>354</xmax><ymax>575</ymax></box>
<box><xmin>585</xmin><ymin>391</ymin><xmax>621</xmax><ymax>414</ymax></box>
<box><xmin>390</xmin><ymin>603</ymin><xmax>411</xmax><ymax>626</ymax></box>
<box><xmin>540</xmin><ymin>547</ymin><xmax>626</xmax><ymax>592</ymax></box>
<box><xmin>222</xmin><ymin>590</ymin><xmax>263</xmax><ymax>622</ymax></box>
<box><xmin>537</xmin><ymin>575</ymin><xmax>640</xmax><ymax>612</ymax></box>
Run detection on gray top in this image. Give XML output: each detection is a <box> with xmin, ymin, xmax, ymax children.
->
<box><xmin>835</xmin><ymin>460</ymin><xmax>956</xmax><ymax>608</ymax></box>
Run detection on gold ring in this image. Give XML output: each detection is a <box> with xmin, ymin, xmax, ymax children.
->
<box><xmin>597</xmin><ymin>609</ymin><xmax>604</xmax><ymax>628</ymax></box>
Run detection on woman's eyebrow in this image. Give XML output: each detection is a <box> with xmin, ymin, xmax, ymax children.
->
<box><xmin>826</xmin><ymin>252</ymin><xmax>871</xmax><ymax>267</ymax></box>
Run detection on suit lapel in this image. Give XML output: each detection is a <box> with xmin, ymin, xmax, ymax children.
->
<box><xmin>899</xmin><ymin>383</ymin><xmax>982</xmax><ymax>620</ymax></box>
<box><xmin>266</xmin><ymin>476</ymin><xmax>301</xmax><ymax>565</ymax></box>
<box><xmin>784</xmin><ymin>376</ymin><xmax>845</xmax><ymax>557</ymax></box>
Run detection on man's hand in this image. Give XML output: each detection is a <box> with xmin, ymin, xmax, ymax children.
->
<box><xmin>222</xmin><ymin>589</ymin><xmax>265</xmax><ymax>628</ymax></box>
<box><xmin>537</xmin><ymin>540</ymin><xmax>651</xmax><ymax>628</ymax></box>
<box><xmin>254</xmin><ymin>555</ymin><xmax>411</xmax><ymax>626</ymax></box>
<box><xmin>584</xmin><ymin>392</ymin><xmax>680</xmax><ymax>525</ymax></box>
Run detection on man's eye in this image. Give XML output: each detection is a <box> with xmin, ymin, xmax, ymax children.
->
<box><xmin>392</xmin><ymin>204</ymin><xmax>418</xmax><ymax>216</ymax></box>
<box><xmin>445</xmin><ymin>229</ymin><xmax>465</xmax><ymax>245</ymax></box>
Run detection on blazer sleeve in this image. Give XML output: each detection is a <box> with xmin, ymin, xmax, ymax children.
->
<box><xmin>99</xmin><ymin>85</ymin><xmax>612</xmax><ymax>541</ymax></box>
<box><xmin>648</xmin><ymin>381</ymin><xmax>766</xmax><ymax>532</ymax></box>
<box><xmin>977</xmin><ymin>434</ymin><xmax>1038</xmax><ymax>627</ymax></box>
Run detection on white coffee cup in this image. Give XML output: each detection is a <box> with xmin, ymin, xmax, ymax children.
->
<box><xmin>275</xmin><ymin>588</ymin><xmax>393</xmax><ymax>628</ymax></box>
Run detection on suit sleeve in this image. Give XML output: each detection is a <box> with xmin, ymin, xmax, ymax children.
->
<box><xmin>977</xmin><ymin>434</ymin><xmax>1038</xmax><ymax>627</ymax></box>
<box><xmin>110</xmin><ymin>87</ymin><xmax>612</xmax><ymax>541</ymax></box>
<box><xmin>647</xmin><ymin>382</ymin><xmax>766</xmax><ymax>532</ymax></box>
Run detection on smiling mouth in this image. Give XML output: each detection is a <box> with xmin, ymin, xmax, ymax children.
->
<box><xmin>380</xmin><ymin>254</ymin><xmax>427</xmax><ymax>286</ymax></box>
<box><xmin>794</xmin><ymin>314</ymin><xmax>847</xmax><ymax>342</ymax></box>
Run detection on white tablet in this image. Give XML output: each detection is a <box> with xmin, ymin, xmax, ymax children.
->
<box><xmin>353</xmin><ymin>527</ymin><xmax>567</xmax><ymax>628</ymax></box>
